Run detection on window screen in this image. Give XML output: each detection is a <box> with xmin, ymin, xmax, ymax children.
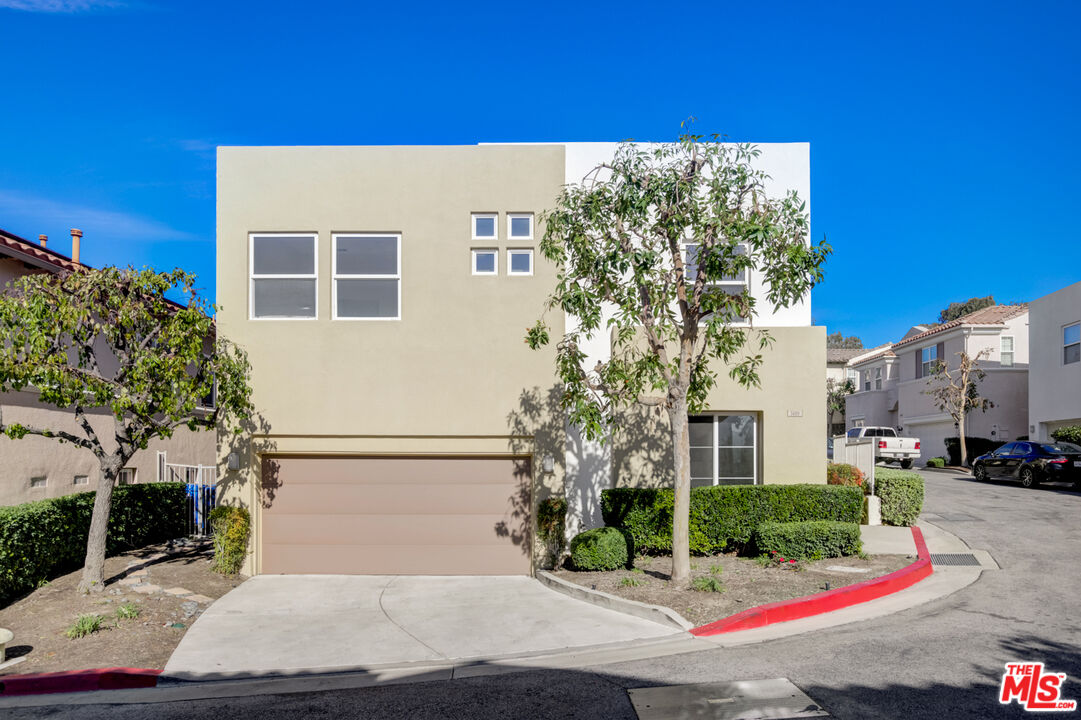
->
<box><xmin>250</xmin><ymin>234</ymin><xmax>317</xmax><ymax>318</ymax></box>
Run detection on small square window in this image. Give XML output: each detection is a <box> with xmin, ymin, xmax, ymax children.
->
<box><xmin>472</xmin><ymin>214</ymin><xmax>497</xmax><ymax>240</ymax></box>
<box><xmin>508</xmin><ymin>213</ymin><xmax>533</xmax><ymax>240</ymax></box>
<box><xmin>507</xmin><ymin>249</ymin><xmax>533</xmax><ymax>276</ymax></box>
<box><xmin>472</xmin><ymin>249</ymin><xmax>497</xmax><ymax>275</ymax></box>
<box><xmin>73</xmin><ymin>475</ymin><xmax>89</xmax><ymax>486</ymax></box>
<box><xmin>30</xmin><ymin>476</ymin><xmax>47</xmax><ymax>489</ymax></box>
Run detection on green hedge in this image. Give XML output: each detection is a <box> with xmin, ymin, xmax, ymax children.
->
<box><xmin>756</xmin><ymin>520</ymin><xmax>862</xmax><ymax>560</ymax></box>
<box><xmin>1051</xmin><ymin>426</ymin><xmax>1081</xmax><ymax>445</ymax></box>
<box><xmin>0</xmin><ymin>483</ymin><xmax>187</xmax><ymax>602</ymax></box>
<box><xmin>873</xmin><ymin>469</ymin><xmax>924</xmax><ymax>526</ymax></box>
<box><xmin>926</xmin><ymin>457</ymin><xmax>946</xmax><ymax>468</ymax></box>
<box><xmin>209</xmin><ymin>505</ymin><xmax>250</xmax><ymax>575</ymax></box>
<box><xmin>601</xmin><ymin>484</ymin><xmax>863</xmax><ymax>556</ymax></box>
<box><xmin>569</xmin><ymin>527</ymin><xmax>631</xmax><ymax>571</ymax></box>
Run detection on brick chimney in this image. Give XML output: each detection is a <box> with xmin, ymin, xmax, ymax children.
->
<box><xmin>38</xmin><ymin>234</ymin><xmax>47</xmax><ymax>248</ymax></box>
<box><xmin>70</xmin><ymin>228</ymin><xmax>82</xmax><ymax>264</ymax></box>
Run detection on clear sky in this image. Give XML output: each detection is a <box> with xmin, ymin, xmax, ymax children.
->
<box><xmin>1</xmin><ymin>0</ymin><xmax>1078</xmax><ymax>347</ymax></box>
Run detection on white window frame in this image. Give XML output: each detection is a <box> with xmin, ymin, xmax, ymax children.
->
<box><xmin>331</xmin><ymin>233</ymin><xmax>402</xmax><ymax>321</ymax></box>
<box><xmin>681</xmin><ymin>241</ymin><xmax>751</xmax><ymax>325</ymax></box>
<box><xmin>689</xmin><ymin>413</ymin><xmax>758</xmax><ymax>486</ymax></box>
<box><xmin>30</xmin><ymin>476</ymin><xmax>47</xmax><ymax>489</ymax></box>
<box><xmin>471</xmin><ymin>213</ymin><xmax>498</xmax><ymax>241</ymax></box>
<box><xmin>73</xmin><ymin>475</ymin><xmax>89</xmax><ymax>486</ymax></box>
<box><xmin>1000</xmin><ymin>335</ymin><xmax>1015</xmax><ymax>367</ymax></box>
<box><xmin>471</xmin><ymin>248</ymin><xmax>498</xmax><ymax>276</ymax></box>
<box><xmin>845</xmin><ymin>368</ymin><xmax>858</xmax><ymax>384</ymax></box>
<box><xmin>118</xmin><ymin>468</ymin><xmax>136</xmax><ymax>486</ymax></box>
<box><xmin>249</xmin><ymin>233</ymin><xmax>319</xmax><ymax>321</ymax></box>
<box><xmin>507</xmin><ymin>248</ymin><xmax>534</xmax><ymax>277</ymax></box>
<box><xmin>921</xmin><ymin>345</ymin><xmax>937</xmax><ymax>377</ymax></box>
<box><xmin>1065</xmin><ymin>322</ymin><xmax>1080</xmax><ymax>366</ymax></box>
<box><xmin>507</xmin><ymin>213</ymin><xmax>534</xmax><ymax>241</ymax></box>
<box><xmin>874</xmin><ymin>366</ymin><xmax>883</xmax><ymax>390</ymax></box>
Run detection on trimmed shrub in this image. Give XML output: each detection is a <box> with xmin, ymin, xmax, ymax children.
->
<box><xmin>826</xmin><ymin>463</ymin><xmax>865</xmax><ymax>491</ymax></box>
<box><xmin>926</xmin><ymin>457</ymin><xmax>946</xmax><ymax>468</ymax></box>
<box><xmin>873</xmin><ymin>469</ymin><xmax>924</xmax><ymax>526</ymax></box>
<box><xmin>944</xmin><ymin>436</ymin><xmax>1002</xmax><ymax>466</ymax></box>
<box><xmin>209</xmin><ymin>505</ymin><xmax>250</xmax><ymax>574</ymax></box>
<box><xmin>0</xmin><ymin>483</ymin><xmax>188</xmax><ymax>602</ymax></box>
<box><xmin>755</xmin><ymin>520</ymin><xmax>862</xmax><ymax>560</ymax></box>
<box><xmin>536</xmin><ymin>496</ymin><xmax>567</xmax><ymax>567</ymax></box>
<box><xmin>601</xmin><ymin>484</ymin><xmax>863</xmax><ymax>556</ymax></box>
<box><xmin>1051</xmin><ymin>426</ymin><xmax>1081</xmax><ymax>445</ymax></box>
<box><xmin>569</xmin><ymin>527</ymin><xmax>631</xmax><ymax>571</ymax></box>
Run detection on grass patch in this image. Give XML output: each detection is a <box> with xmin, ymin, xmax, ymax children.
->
<box><xmin>116</xmin><ymin>602</ymin><xmax>140</xmax><ymax>620</ymax></box>
<box><xmin>691</xmin><ymin>576</ymin><xmax>724</xmax><ymax>593</ymax></box>
<box><xmin>621</xmin><ymin>576</ymin><xmax>643</xmax><ymax>587</ymax></box>
<box><xmin>709</xmin><ymin>564</ymin><xmax>723</xmax><ymax>576</ymax></box>
<box><xmin>66</xmin><ymin>614</ymin><xmax>104</xmax><ymax>639</ymax></box>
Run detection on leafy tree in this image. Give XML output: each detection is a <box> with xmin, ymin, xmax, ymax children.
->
<box><xmin>827</xmin><ymin>377</ymin><xmax>855</xmax><ymax>436</ymax></box>
<box><xmin>526</xmin><ymin>130</ymin><xmax>829</xmax><ymax>586</ymax></box>
<box><xmin>923</xmin><ymin>349</ymin><xmax>993</xmax><ymax>467</ymax></box>
<box><xmin>826</xmin><ymin>332</ymin><xmax>863</xmax><ymax>349</ymax></box>
<box><xmin>0</xmin><ymin>267</ymin><xmax>253</xmax><ymax>593</ymax></box>
<box><xmin>938</xmin><ymin>295</ymin><xmax>995</xmax><ymax>324</ymax></box>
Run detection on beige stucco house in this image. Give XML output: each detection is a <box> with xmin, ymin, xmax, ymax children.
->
<box><xmin>845</xmin><ymin>305</ymin><xmax>1029</xmax><ymax>463</ymax></box>
<box><xmin>1028</xmin><ymin>281</ymin><xmax>1081</xmax><ymax>440</ymax></box>
<box><xmin>215</xmin><ymin>142</ymin><xmax>826</xmax><ymax>577</ymax></box>
<box><xmin>0</xmin><ymin>227</ymin><xmax>215</xmax><ymax>508</ymax></box>
<box><xmin>826</xmin><ymin>348</ymin><xmax>862</xmax><ymax>435</ymax></box>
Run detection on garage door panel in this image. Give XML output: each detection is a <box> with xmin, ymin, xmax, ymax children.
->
<box><xmin>263</xmin><ymin>513</ymin><xmax>524</xmax><ymax>547</ymax></box>
<box><xmin>259</xmin><ymin>455</ymin><xmax>531</xmax><ymax>575</ymax></box>
<box><xmin>261</xmin><ymin>483</ymin><xmax>525</xmax><ymax>516</ymax></box>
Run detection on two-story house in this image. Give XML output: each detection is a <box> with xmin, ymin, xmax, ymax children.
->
<box><xmin>846</xmin><ymin>305</ymin><xmax>1029</xmax><ymax>463</ymax></box>
<box><xmin>826</xmin><ymin>348</ymin><xmax>863</xmax><ymax>436</ymax></box>
<box><xmin>0</xmin><ymin>227</ymin><xmax>215</xmax><ymax>507</ymax></box>
<box><xmin>216</xmin><ymin>142</ymin><xmax>825</xmax><ymax>577</ymax></box>
<box><xmin>1028</xmin><ymin>281</ymin><xmax>1081</xmax><ymax>440</ymax></box>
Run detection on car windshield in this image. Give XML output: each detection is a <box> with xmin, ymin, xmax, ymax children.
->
<box><xmin>1041</xmin><ymin>443</ymin><xmax>1081</xmax><ymax>454</ymax></box>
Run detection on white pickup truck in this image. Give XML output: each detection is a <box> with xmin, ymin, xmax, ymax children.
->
<box><xmin>840</xmin><ymin>426</ymin><xmax>921</xmax><ymax>469</ymax></box>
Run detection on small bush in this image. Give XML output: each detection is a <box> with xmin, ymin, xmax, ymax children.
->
<box><xmin>755</xmin><ymin>521</ymin><xmax>862</xmax><ymax>560</ymax></box>
<box><xmin>116</xmin><ymin>602</ymin><xmax>140</xmax><ymax>620</ymax></box>
<box><xmin>569</xmin><ymin>527</ymin><xmax>631</xmax><ymax>571</ymax></box>
<box><xmin>826</xmin><ymin>463</ymin><xmax>865</xmax><ymax>490</ymax></box>
<box><xmin>66</xmin><ymin>614</ymin><xmax>104</xmax><ymax>639</ymax></box>
<box><xmin>709</xmin><ymin>564</ymin><xmax>723</xmax><ymax>576</ymax></box>
<box><xmin>691</xmin><ymin>576</ymin><xmax>724</xmax><ymax>593</ymax></box>
<box><xmin>874</xmin><ymin>469</ymin><xmax>924</xmax><ymax>526</ymax></box>
<box><xmin>536</xmin><ymin>496</ymin><xmax>567</xmax><ymax>567</ymax></box>
<box><xmin>926</xmin><ymin>457</ymin><xmax>946</xmax><ymax>468</ymax></box>
<box><xmin>602</xmin><ymin>484</ymin><xmax>863</xmax><ymax>556</ymax></box>
<box><xmin>1051</xmin><ymin>426</ymin><xmax>1081</xmax><ymax>445</ymax></box>
<box><xmin>209</xmin><ymin>506</ymin><xmax>250</xmax><ymax>575</ymax></box>
<box><xmin>620</xmin><ymin>576</ymin><xmax>643</xmax><ymax>587</ymax></box>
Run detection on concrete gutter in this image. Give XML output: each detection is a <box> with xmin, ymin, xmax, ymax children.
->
<box><xmin>536</xmin><ymin>571</ymin><xmax>694</xmax><ymax>631</ymax></box>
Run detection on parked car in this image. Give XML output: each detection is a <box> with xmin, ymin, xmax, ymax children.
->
<box><xmin>972</xmin><ymin>441</ymin><xmax>1081</xmax><ymax>488</ymax></box>
<box><xmin>838</xmin><ymin>426</ymin><xmax>921</xmax><ymax>469</ymax></box>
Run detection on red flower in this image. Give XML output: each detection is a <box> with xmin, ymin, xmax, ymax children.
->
<box><xmin>789</xmin><ymin>559</ymin><xmax>796</xmax><ymax>564</ymax></box>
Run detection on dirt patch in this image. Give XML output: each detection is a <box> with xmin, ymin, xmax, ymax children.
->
<box><xmin>0</xmin><ymin>539</ymin><xmax>246</xmax><ymax>675</ymax></box>
<box><xmin>550</xmin><ymin>552</ymin><xmax>913</xmax><ymax>628</ymax></box>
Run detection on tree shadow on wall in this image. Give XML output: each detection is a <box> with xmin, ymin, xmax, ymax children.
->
<box><xmin>216</xmin><ymin>409</ymin><xmax>278</xmax><ymax>511</ymax></box>
<box><xmin>611</xmin><ymin>404</ymin><xmax>673</xmax><ymax>491</ymax></box>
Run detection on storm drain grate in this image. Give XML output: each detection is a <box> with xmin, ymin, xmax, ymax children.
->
<box><xmin>930</xmin><ymin>553</ymin><xmax>981</xmax><ymax>567</ymax></box>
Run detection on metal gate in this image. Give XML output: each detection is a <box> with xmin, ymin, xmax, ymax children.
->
<box><xmin>157</xmin><ymin>452</ymin><xmax>218</xmax><ymax>536</ymax></box>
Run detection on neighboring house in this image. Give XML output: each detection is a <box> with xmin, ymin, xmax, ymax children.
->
<box><xmin>1028</xmin><ymin>281</ymin><xmax>1081</xmax><ymax>440</ymax></box>
<box><xmin>846</xmin><ymin>305</ymin><xmax>1029</xmax><ymax>463</ymax></box>
<box><xmin>826</xmin><ymin>347</ymin><xmax>863</xmax><ymax>435</ymax></box>
<box><xmin>0</xmin><ymin>227</ymin><xmax>215</xmax><ymax>507</ymax></box>
<box><xmin>216</xmin><ymin>142</ymin><xmax>825</xmax><ymax>577</ymax></box>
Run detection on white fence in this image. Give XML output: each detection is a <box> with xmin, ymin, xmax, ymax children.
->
<box><xmin>157</xmin><ymin>452</ymin><xmax>218</xmax><ymax>536</ymax></box>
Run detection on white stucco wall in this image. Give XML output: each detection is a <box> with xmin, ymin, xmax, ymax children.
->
<box><xmin>1029</xmin><ymin>281</ymin><xmax>1081</xmax><ymax>440</ymax></box>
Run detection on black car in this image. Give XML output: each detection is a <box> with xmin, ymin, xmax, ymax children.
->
<box><xmin>972</xmin><ymin>441</ymin><xmax>1081</xmax><ymax>488</ymax></box>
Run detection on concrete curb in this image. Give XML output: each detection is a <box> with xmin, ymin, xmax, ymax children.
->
<box><xmin>690</xmin><ymin>526</ymin><xmax>933</xmax><ymax>636</ymax></box>
<box><xmin>535</xmin><ymin>571</ymin><xmax>694</xmax><ymax>631</ymax></box>
<box><xmin>0</xmin><ymin>668</ymin><xmax>160</xmax><ymax>696</ymax></box>
<box><xmin>921</xmin><ymin>466</ymin><xmax>970</xmax><ymax>475</ymax></box>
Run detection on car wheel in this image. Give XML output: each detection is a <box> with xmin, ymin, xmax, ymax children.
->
<box><xmin>900</xmin><ymin>459</ymin><xmax>913</xmax><ymax>470</ymax></box>
<box><xmin>973</xmin><ymin>464</ymin><xmax>986</xmax><ymax>481</ymax></box>
<box><xmin>1020</xmin><ymin>466</ymin><xmax>1039</xmax><ymax>488</ymax></box>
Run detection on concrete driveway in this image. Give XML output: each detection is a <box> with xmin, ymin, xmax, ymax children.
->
<box><xmin>164</xmin><ymin>575</ymin><xmax>681</xmax><ymax>678</ymax></box>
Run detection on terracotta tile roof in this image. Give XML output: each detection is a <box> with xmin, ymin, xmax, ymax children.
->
<box><xmin>826</xmin><ymin>348</ymin><xmax>865</xmax><ymax>363</ymax></box>
<box><xmin>849</xmin><ymin>344</ymin><xmax>895</xmax><ymax>366</ymax></box>
<box><xmin>892</xmin><ymin>304</ymin><xmax>1028</xmax><ymax>349</ymax></box>
<box><xmin>0</xmin><ymin>227</ymin><xmax>87</xmax><ymax>273</ymax></box>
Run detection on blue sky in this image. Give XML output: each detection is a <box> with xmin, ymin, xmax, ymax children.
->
<box><xmin>1</xmin><ymin>0</ymin><xmax>1078</xmax><ymax>346</ymax></box>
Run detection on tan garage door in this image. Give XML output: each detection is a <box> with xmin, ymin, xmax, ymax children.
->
<box><xmin>259</xmin><ymin>455</ymin><xmax>531</xmax><ymax>575</ymax></box>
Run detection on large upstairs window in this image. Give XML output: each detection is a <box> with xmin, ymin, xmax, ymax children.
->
<box><xmin>921</xmin><ymin>345</ymin><xmax>938</xmax><ymax>377</ymax></box>
<box><xmin>333</xmin><ymin>234</ymin><xmax>401</xmax><ymax>320</ymax></box>
<box><xmin>1065</xmin><ymin>323</ymin><xmax>1080</xmax><ymax>365</ymax></box>
<box><xmin>250</xmin><ymin>234</ymin><xmax>317</xmax><ymax>319</ymax></box>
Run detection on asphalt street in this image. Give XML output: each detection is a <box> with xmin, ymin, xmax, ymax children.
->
<box><xmin>10</xmin><ymin>468</ymin><xmax>1081</xmax><ymax>719</ymax></box>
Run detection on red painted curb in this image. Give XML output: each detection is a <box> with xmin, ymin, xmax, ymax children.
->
<box><xmin>690</xmin><ymin>526</ymin><xmax>933</xmax><ymax>637</ymax></box>
<box><xmin>0</xmin><ymin>667</ymin><xmax>160</xmax><ymax>696</ymax></box>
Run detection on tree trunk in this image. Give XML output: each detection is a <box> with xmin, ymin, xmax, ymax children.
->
<box><xmin>958</xmin><ymin>415</ymin><xmax>968</xmax><ymax>469</ymax></box>
<box><xmin>78</xmin><ymin>455</ymin><xmax>121</xmax><ymax>594</ymax></box>
<box><xmin>668</xmin><ymin>400</ymin><xmax>692</xmax><ymax>587</ymax></box>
